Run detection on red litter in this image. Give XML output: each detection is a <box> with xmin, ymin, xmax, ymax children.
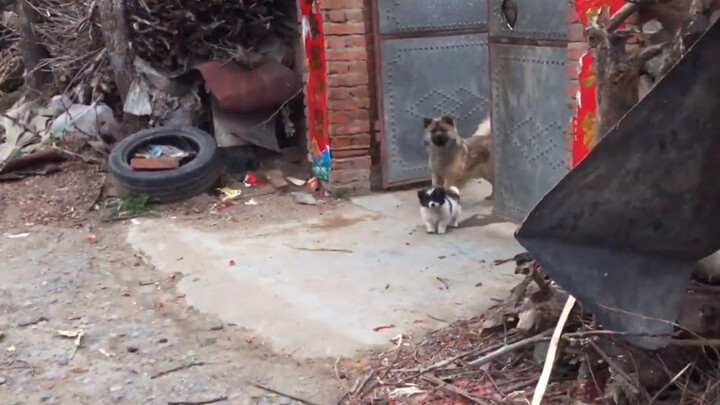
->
<box><xmin>306</xmin><ymin>176</ymin><xmax>320</xmax><ymax>190</ymax></box>
<box><xmin>373</xmin><ymin>324</ymin><xmax>395</xmax><ymax>332</ymax></box>
<box><xmin>244</xmin><ymin>172</ymin><xmax>266</xmax><ymax>186</ymax></box>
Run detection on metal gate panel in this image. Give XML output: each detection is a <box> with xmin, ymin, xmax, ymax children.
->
<box><xmin>380</xmin><ymin>34</ymin><xmax>490</xmax><ymax>186</ymax></box>
<box><xmin>491</xmin><ymin>44</ymin><xmax>570</xmax><ymax>221</ymax></box>
<box><xmin>377</xmin><ymin>0</ymin><xmax>488</xmax><ymax>34</ymax></box>
<box><xmin>489</xmin><ymin>0</ymin><xmax>567</xmax><ymax>40</ymax></box>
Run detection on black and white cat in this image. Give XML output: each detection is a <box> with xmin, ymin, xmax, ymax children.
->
<box><xmin>417</xmin><ymin>186</ymin><xmax>462</xmax><ymax>234</ymax></box>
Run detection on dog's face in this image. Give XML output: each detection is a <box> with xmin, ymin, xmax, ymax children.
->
<box><xmin>418</xmin><ymin>187</ymin><xmax>447</xmax><ymax>208</ymax></box>
<box><xmin>423</xmin><ymin>116</ymin><xmax>458</xmax><ymax>148</ymax></box>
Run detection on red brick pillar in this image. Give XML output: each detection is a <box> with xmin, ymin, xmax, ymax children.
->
<box><xmin>320</xmin><ymin>0</ymin><xmax>375</xmax><ymax>194</ymax></box>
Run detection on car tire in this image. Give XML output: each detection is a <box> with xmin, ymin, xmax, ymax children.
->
<box><xmin>108</xmin><ymin>126</ymin><xmax>221</xmax><ymax>203</ymax></box>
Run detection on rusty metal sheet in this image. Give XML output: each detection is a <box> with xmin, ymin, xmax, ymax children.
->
<box><xmin>516</xmin><ymin>20</ymin><xmax>720</xmax><ymax>349</ymax></box>
<box><xmin>196</xmin><ymin>59</ymin><xmax>302</xmax><ymax>113</ymax></box>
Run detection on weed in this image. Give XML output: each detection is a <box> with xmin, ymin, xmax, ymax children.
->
<box><xmin>108</xmin><ymin>194</ymin><xmax>158</xmax><ymax>218</ymax></box>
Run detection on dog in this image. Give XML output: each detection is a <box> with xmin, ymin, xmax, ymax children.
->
<box><xmin>417</xmin><ymin>186</ymin><xmax>462</xmax><ymax>234</ymax></box>
<box><xmin>423</xmin><ymin>115</ymin><xmax>494</xmax><ymax>200</ymax></box>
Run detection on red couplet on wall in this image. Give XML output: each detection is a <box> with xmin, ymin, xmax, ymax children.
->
<box><xmin>572</xmin><ymin>0</ymin><xmax>625</xmax><ymax>167</ymax></box>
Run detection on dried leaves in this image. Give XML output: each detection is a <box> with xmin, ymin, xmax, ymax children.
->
<box><xmin>127</xmin><ymin>0</ymin><xmax>297</xmax><ymax>74</ymax></box>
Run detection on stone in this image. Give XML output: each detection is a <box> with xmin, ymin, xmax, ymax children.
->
<box><xmin>290</xmin><ymin>192</ymin><xmax>317</xmax><ymax>206</ymax></box>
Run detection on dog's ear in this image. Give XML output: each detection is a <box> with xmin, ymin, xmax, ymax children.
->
<box><xmin>440</xmin><ymin>115</ymin><xmax>456</xmax><ymax>127</ymax></box>
<box><xmin>417</xmin><ymin>189</ymin><xmax>430</xmax><ymax>206</ymax></box>
<box><xmin>423</xmin><ymin>118</ymin><xmax>433</xmax><ymax>128</ymax></box>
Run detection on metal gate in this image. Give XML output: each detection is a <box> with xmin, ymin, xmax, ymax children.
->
<box><xmin>375</xmin><ymin>0</ymin><xmax>571</xmax><ymax>222</ymax></box>
<box><xmin>488</xmin><ymin>0</ymin><xmax>572</xmax><ymax>221</ymax></box>
<box><xmin>373</xmin><ymin>0</ymin><xmax>491</xmax><ymax>187</ymax></box>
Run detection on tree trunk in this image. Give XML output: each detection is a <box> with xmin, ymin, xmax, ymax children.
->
<box><xmin>588</xmin><ymin>4</ymin><xmax>666</xmax><ymax>140</ymax></box>
<box><xmin>593</xmin><ymin>33</ymin><xmax>640</xmax><ymax>139</ymax></box>
<box><xmin>97</xmin><ymin>0</ymin><xmax>135</xmax><ymax>103</ymax></box>
<box><xmin>16</xmin><ymin>0</ymin><xmax>51</xmax><ymax>98</ymax></box>
<box><xmin>97</xmin><ymin>0</ymin><xmax>146</xmax><ymax>137</ymax></box>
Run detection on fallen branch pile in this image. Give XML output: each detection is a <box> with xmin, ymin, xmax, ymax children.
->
<box><xmin>127</xmin><ymin>0</ymin><xmax>298</xmax><ymax>74</ymax></box>
<box><xmin>32</xmin><ymin>0</ymin><xmax>114</xmax><ymax>102</ymax></box>
<box><xmin>0</xmin><ymin>12</ymin><xmax>22</xmax><ymax>96</ymax></box>
<box><xmin>340</xmin><ymin>255</ymin><xmax>720</xmax><ymax>404</ymax></box>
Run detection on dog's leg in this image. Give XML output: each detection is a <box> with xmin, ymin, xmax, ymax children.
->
<box><xmin>421</xmin><ymin>208</ymin><xmax>435</xmax><ymax>233</ymax></box>
<box><xmin>432</xmin><ymin>173</ymin><xmax>443</xmax><ymax>187</ymax></box>
<box><xmin>437</xmin><ymin>222</ymin><xmax>448</xmax><ymax>234</ymax></box>
<box><xmin>451</xmin><ymin>204</ymin><xmax>462</xmax><ymax>228</ymax></box>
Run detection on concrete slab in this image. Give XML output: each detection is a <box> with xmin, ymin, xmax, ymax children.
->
<box><xmin>127</xmin><ymin>181</ymin><xmax>524</xmax><ymax>358</ymax></box>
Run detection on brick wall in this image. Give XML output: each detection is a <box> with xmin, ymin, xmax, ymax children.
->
<box><xmin>320</xmin><ymin>0</ymin><xmax>375</xmax><ymax>194</ymax></box>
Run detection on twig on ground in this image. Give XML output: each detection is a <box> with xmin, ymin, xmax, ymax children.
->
<box><xmin>283</xmin><ymin>244</ymin><xmax>353</xmax><ymax>254</ymax></box>
<box><xmin>426</xmin><ymin>314</ymin><xmax>450</xmax><ymax>323</ymax></box>
<box><xmin>435</xmin><ymin>276</ymin><xmax>450</xmax><ymax>290</ymax></box>
<box><xmin>670</xmin><ymin>339</ymin><xmax>720</xmax><ymax>347</ymax></box>
<box><xmin>501</xmin><ymin>377</ymin><xmax>539</xmax><ymax>395</ymax></box>
<box><xmin>563</xmin><ymin>330</ymin><xmax>672</xmax><ymax>339</ymax></box>
<box><xmin>422</xmin><ymin>374</ymin><xmax>491</xmax><ymax>405</ymax></box>
<box><xmin>167</xmin><ymin>397</ymin><xmax>227</xmax><ymax>405</ymax></box>
<box><xmin>531</xmin><ymin>296</ymin><xmax>577</xmax><ymax>405</ymax></box>
<box><xmin>248</xmin><ymin>382</ymin><xmax>320</xmax><ymax>405</ymax></box>
<box><xmin>151</xmin><ymin>362</ymin><xmax>206</xmax><ymax>379</ymax></box>
<box><xmin>337</xmin><ymin>370</ymin><xmax>375</xmax><ymax>405</ymax></box>
<box><xmin>493</xmin><ymin>257</ymin><xmax>514</xmax><ymax>265</ymax></box>
<box><xmin>100</xmin><ymin>211</ymin><xmax>158</xmax><ymax>223</ymax></box>
<box><xmin>588</xmin><ymin>340</ymin><xmax>637</xmax><ymax>389</ymax></box>
<box><xmin>468</xmin><ymin>329</ymin><xmax>553</xmax><ymax>367</ymax></box>
<box><xmin>648</xmin><ymin>363</ymin><xmax>692</xmax><ymax>405</ymax></box>
<box><xmin>17</xmin><ymin>316</ymin><xmax>49</xmax><ymax>327</ymax></box>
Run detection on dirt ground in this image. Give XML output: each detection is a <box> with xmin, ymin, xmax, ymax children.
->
<box><xmin>0</xmin><ymin>165</ymin><xmax>347</xmax><ymax>405</ymax></box>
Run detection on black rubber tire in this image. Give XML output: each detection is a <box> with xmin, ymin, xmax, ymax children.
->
<box><xmin>109</xmin><ymin>126</ymin><xmax>222</xmax><ymax>203</ymax></box>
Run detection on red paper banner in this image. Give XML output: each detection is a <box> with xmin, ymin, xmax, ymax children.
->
<box><xmin>300</xmin><ymin>0</ymin><xmax>331</xmax><ymax>181</ymax></box>
<box><xmin>572</xmin><ymin>0</ymin><xmax>625</xmax><ymax>167</ymax></box>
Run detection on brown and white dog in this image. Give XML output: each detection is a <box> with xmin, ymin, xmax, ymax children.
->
<box><xmin>423</xmin><ymin>115</ymin><xmax>494</xmax><ymax>200</ymax></box>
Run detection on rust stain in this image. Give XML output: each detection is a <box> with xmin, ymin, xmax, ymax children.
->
<box><xmin>309</xmin><ymin>216</ymin><xmax>368</xmax><ymax>230</ymax></box>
